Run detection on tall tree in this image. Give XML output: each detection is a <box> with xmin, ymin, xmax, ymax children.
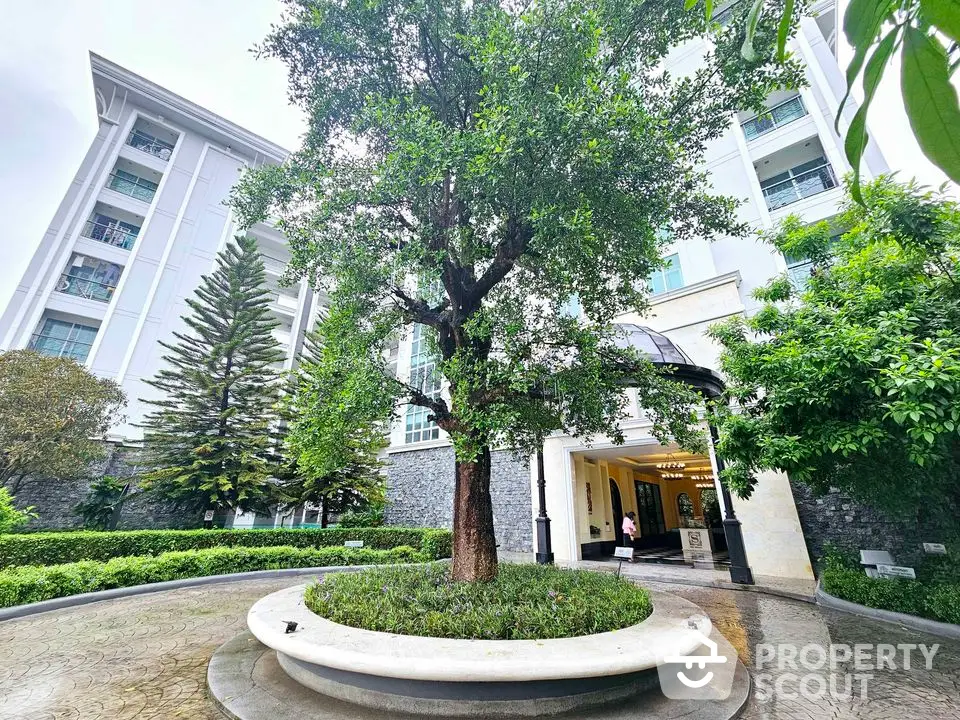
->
<box><xmin>234</xmin><ymin>0</ymin><xmax>799</xmax><ymax>581</ymax></box>
<box><xmin>140</xmin><ymin>236</ymin><xmax>285</xmax><ymax>515</ymax></box>
<box><xmin>710</xmin><ymin>178</ymin><xmax>960</xmax><ymax>527</ymax></box>
<box><xmin>274</xmin><ymin>324</ymin><xmax>389</xmax><ymax>526</ymax></box>
<box><xmin>0</xmin><ymin>350</ymin><xmax>125</xmax><ymax>493</ymax></box>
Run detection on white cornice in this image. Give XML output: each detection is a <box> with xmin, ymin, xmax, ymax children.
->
<box><xmin>649</xmin><ymin>270</ymin><xmax>741</xmax><ymax>306</ymax></box>
<box><xmin>89</xmin><ymin>52</ymin><xmax>290</xmax><ymax>163</ymax></box>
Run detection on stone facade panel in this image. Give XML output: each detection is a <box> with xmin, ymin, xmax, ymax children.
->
<box><xmin>385</xmin><ymin>446</ymin><xmax>533</xmax><ymax>552</ymax></box>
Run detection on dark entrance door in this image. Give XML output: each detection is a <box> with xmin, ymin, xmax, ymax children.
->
<box><xmin>609</xmin><ymin>478</ymin><xmax>624</xmax><ymax>547</ymax></box>
<box><xmin>634</xmin><ymin>480</ymin><xmax>668</xmax><ymax>548</ymax></box>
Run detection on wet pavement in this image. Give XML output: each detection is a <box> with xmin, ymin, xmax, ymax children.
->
<box><xmin>0</xmin><ymin>576</ymin><xmax>957</xmax><ymax>719</ymax></box>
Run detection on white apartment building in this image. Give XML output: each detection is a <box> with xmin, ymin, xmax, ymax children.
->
<box><xmin>383</xmin><ymin>1</ymin><xmax>890</xmax><ymax>580</ymax></box>
<box><xmin>0</xmin><ymin>54</ymin><xmax>321</xmax><ymax>442</ymax></box>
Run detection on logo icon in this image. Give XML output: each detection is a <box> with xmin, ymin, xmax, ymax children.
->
<box><xmin>657</xmin><ymin>616</ymin><xmax>738</xmax><ymax>700</ymax></box>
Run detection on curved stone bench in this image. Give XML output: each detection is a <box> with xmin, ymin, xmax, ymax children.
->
<box><xmin>247</xmin><ymin>584</ymin><xmax>713</xmax><ymax>717</ymax></box>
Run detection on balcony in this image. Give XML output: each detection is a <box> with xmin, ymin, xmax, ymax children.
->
<box><xmin>29</xmin><ymin>317</ymin><xmax>99</xmax><ymax>363</ymax></box>
<box><xmin>741</xmin><ymin>96</ymin><xmax>808</xmax><ymax>141</ymax></box>
<box><xmin>106</xmin><ymin>169</ymin><xmax>158</xmax><ymax>204</ymax></box>
<box><xmin>56</xmin><ymin>274</ymin><xmax>116</xmax><ymax>303</ymax></box>
<box><xmin>761</xmin><ymin>162</ymin><xmax>838</xmax><ymax>211</ymax></box>
<box><xmin>126</xmin><ymin>128</ymin><xmax>175</xmax><ymax>161</ymax></box>
<box><xmin>80</xmin><ymin>218</ymin><xmax>139</xmax><ymax>250</ymax></box>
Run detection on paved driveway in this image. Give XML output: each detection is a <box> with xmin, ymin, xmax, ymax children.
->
<box><xmin>0</xmin><ymin>577</ymin><xmax>957</xmax><ymax>719</ymax></box>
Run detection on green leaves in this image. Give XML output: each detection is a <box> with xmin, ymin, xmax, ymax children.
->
<box><xmin>919</xmin><ymin>0</ymin><xmax>960</xmax><ymax>45</ymax></box>
<box><xmin>776</xmin><ymin>0</ymin><xmax>795</xmax><ymax>61</ymax></box>
<box><xmin>711</xmin><ymin>177</ymin><xmax>960</xmax><ymax>524</ymax></box>
<box><xmin>901</xmin><ymin>26</ymin><xmax>960</xmax><ymax>184</ymax></box>
<box><xmin>741</xmin><ymin>0</ymin><xmax>766</xmax><ymax>62</ymax></box>
<box><xmin>845</xmin><ymin>27</ymin><xmax>899</xmax><ymax>204</ymax></box>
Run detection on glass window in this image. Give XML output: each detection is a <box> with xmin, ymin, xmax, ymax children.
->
<box><xmin>29</xmin><ymin>318</ymin><xmax>98</xmax><ymax>362</ymax></box>
<box><xmin>649</xmin><ymin>253</ymin><xmax>684</xmax><ymax>295</ymax></box>
<box><xmin>404</xmin><ymin>324</ymin><xmax>442</xmax><ymax>444</ymax></box>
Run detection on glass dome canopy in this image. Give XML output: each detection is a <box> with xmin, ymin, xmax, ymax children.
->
<box><xmin>612</xmin><ymin>323</ymin><xmax>725</xmax><ymax>397</ymax></box>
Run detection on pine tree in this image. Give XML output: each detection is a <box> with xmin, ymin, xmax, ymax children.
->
<box><xmin>140</xmin><ymin>236</ymin><xmax>285</xmax><ymax>515</ymax></box>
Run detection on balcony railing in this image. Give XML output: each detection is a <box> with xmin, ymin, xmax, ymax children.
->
<box><xmin>80</xmin><ymin>220</ymin><xmax>138</xmax><ymax>250</ymax></box>
<box><xmin>762</xmin><ymin>164</ymin><xmax>838</xmax><ymax>211</ymax></box>
<box><xmin>741</xmin><ymin>96</ymin><xmax>807</xmax><ymax>140</ymax></box>
<box><xmin>106</xmin><ymin>173</ymin><xmax>157</xmax><ymax>203</ymax></box>
<box><xmin>29</xmin><ymin>333</ymin><xmax>93</xmax><ymax>362</ymax></box>
<box><xmin>56</xmin><ymin>273</ymin><xmax>116</xmax><ymax>303</ymax></box>
<box><xmin>126</xmin><ymin>129</ymin><xmax>175</xmax><ymax>160</ymax></box>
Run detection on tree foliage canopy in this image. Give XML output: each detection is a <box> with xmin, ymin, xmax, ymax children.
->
<box><xmin>234</xmin><ymin>0</ymin><xmax>802</xmax><ymax>579</ymax></box>
<box><xmin>711</xmin><ymin>178</ymin><xmax>960</xmax><ymax>524</ymax></box>
<box><xmin>235</xmin><ymin>0</ymin><xmax>799</xmax><ymax>456</ymax></box>
<box><xmin>0</xmin><ymin>350</ymin><xmax>125</xmax><ymax>492</ymax></box>
<box><xmin>276</xmin><ymin>325</ymin><xmax>388</xmax><ymax>522</ymax></box>
<box><xmin>139</xmin><ymin>236</ymin><xmax>284</xmax><ymax>514</ymax></box>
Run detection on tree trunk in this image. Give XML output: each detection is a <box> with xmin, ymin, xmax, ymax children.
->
<box><xmin>451</xmin><ymin>444</ymin><xmax>498</xmax><ymax>582</ymax></box>
<box><xmin>320</xmin><ymin>499</ymin><xmax>329</xmax><ymax>528</ymax></box>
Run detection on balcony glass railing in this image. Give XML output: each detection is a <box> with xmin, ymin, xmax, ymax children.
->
<box><xmin>106</xmin><ymin>172</ymin><xmax>158</xmax><ymax>203</ymax></box>
<box><xmin>126</xmin><ymin>129</ymin><xmax>175</xmax><ymax>160</ymax></box>
<box><xmin>80</xmin><ymin>220</ymin><xmax>139</xmax><ymax>250</ymax></box>
<box><xmin>56</xmin><ymin>274</ymin><xmax>116</xmax><ymax>303</ymax></box>
<box><xmin>29</xmin><ymin>333</ymin><xmax>93</xmax><ymax>362</ymax></box>
<box><xmin>762</xmin><ymin>164</ymin><xmax>838</xmax><ymax>211</ymax></box>
<box><xmin>741</xmin><ymin>96</ymin><xmax>807</xmax><ymax>140</ymax></box>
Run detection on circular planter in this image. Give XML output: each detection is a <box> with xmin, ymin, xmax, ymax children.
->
<box><xmin>247</xmin><ymin>583</ymin><xmax>714</xmax><ymax>718</ymax></box>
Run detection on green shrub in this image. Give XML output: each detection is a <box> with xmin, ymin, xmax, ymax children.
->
<box><xmin>921</xmin><ymin>584</ymin><xmax>960</xmax><ymax>625</ymax></box>
<box><xmin>337</xmin><ymin>505</ymin><xmax>385</xmax><ymax>528</ymax></box>
<box><xmin>419</xmin><ymin>528</ymin><xmax>453</xmax><ymax>560</ymax></box>
<box><xmin>304</xmin><ymin>563</ymin><xmax>652</xmax><ymax>640</ymax></box>
<box><xmin>821</xmin><ymin>568</ymin><xmax>960</xmax><ymax>625</ymax></box>
<box><xmin>0</xmin><ymin>545</ymin><xmax>424</xmax><ymax>609</ymax></box>
<box><xmin>0</xmin><ymin>527</ymin><xmax>451</xmax><ymax>568</ymax></box>
<box><xmin>0</xmin><ymin>489</ymin><xmax>35</xmax><ymax>534</ymax></box>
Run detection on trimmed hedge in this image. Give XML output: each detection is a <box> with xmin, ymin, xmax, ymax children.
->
<box><xmin>0</xmin><ymin>527</ymin><xmax>452</xmax><ymax>568</ymax></box>
<box><xmin>0</xmin><ymin>545</ymin><xmax>424</xmax><ymax>609</ymax></box>
<box><xmin>821</xmin><ymin>568</ymin><xmax>960</xmax><ymax>625</ymax></box>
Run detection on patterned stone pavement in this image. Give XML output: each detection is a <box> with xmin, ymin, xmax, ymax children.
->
<box><xmin>0</xmin><ymin>576</ymin><xmax>957</xmax><ymax>720</ymax></box>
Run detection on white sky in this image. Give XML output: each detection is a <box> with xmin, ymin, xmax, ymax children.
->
<box><xmin>0</xmin><ymin>1</ymin><xmax>953</xmax><ymax>314</ymax></box>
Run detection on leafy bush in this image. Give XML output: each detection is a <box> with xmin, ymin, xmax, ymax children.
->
<box><xmin>419</xmin><ymin>528</ymin><xmax>453</xmax><ymax>560</ymax></box>
<box><xmin>0</xmin><ymin>527</ymin><xmax>451</xmax><ymax>568</ymax></box>
<box><xmin>336</xmin><ymin>505</ymin><xmax>385</xmax><ymax>528</ymax></box>
<box><xmin>73</xmin><ymin>476</ymin><xmax>131</xmax><ymax>530</ymax></box>
<box><xmin>0</xmin><ymin>545</ymin><xmax>423</xmax><ymax>609</ymax></box>
<box><xmin>0</xmin><ymin>489</ymin><xmax>34</xmax><ymax>534</ymax></box>
<box><xmin>821</xmin><ymin>568</ymin><xmax>960</xmax><ymax>625</ymax></box>
<box><xmin>305</xmin><ymin>563</ymin><xmax>652</xmax><ymax>640</ymax></box>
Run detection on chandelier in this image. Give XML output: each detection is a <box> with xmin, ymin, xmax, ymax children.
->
<box><xmin>660</xmin><ymin>472</ymin><xmax>685</xmax><ymax>480</ymax></box>
<box><xmin>656</xmin><ymin>461</ymin><xmax>686</xmax><ymax>470</ymax></box>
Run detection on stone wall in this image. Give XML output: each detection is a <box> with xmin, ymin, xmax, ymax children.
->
<box><xmin>11</xmin><ymin>443</ymin><xmax>199</xmax><ymax>531</ymax></box>
<box><xmin>790</xmin><ymin>481</ymin><xmax>933</xmax><ymax>568</ymax></box>
<box><xmin>385</xmin><ymin>446</ymin><xmax>533</xmax><ymax>552</ymax></box>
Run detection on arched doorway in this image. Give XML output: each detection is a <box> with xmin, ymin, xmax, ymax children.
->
<box><xmin>609</xmin><ymin>478</ymin><xmax>624</xmax><ymax>547</ymax></box>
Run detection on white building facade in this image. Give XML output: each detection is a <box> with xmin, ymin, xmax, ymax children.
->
<box><xmin>0</xmin><ymin>54</ymin><xmax>321</xmax><ymax>443</ymax></box>
<box><xmin>383</xmin><ymin>1</ymin><xmax>889</xmax><ymax>580</ymax></box>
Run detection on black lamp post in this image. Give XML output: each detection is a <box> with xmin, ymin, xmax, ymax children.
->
<box><xmin>535</xmin><ymin>449</ymin><xmax>554</xmax><ymax>564</ymax></box>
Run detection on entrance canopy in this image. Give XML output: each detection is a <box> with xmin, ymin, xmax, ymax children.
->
<box><xmin>613</xmin><ymin>323</ymin><xmax>725</xmax><ymax>398</ymax></box>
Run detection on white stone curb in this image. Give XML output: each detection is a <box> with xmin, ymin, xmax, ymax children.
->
<box><xmin>248</xmin><ymin>584</ymin><xmax>711</xmax><ymax>682</ymax></box>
